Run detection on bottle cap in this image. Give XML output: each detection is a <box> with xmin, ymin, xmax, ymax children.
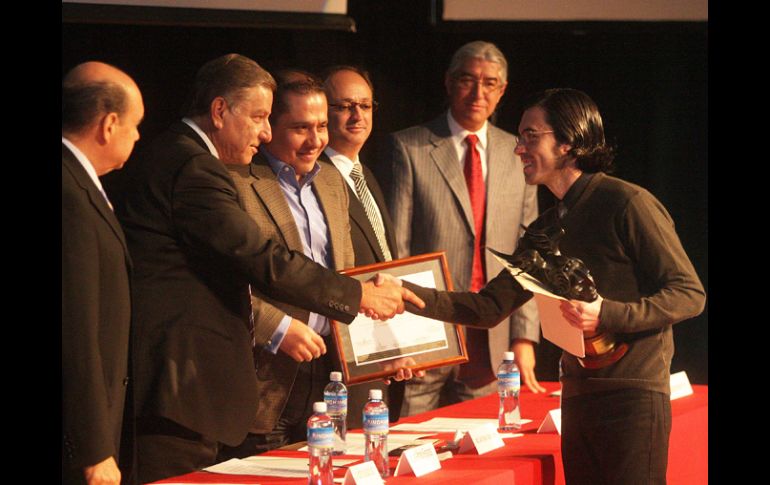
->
<box><xmin>369</xmin><ymin>389</ymin><xmax>383</xmax><ymax>400</ymax></box>
<box><xmin>313</xmin><ymin>401</ymin><xmax>328</xmax><ymax>413</ymax></box>
<box><xmin>503</xmin><ymin>351</ymin><xmax>515</xmax><ymax>361</ymax></box>
<box><xmin>330</xmin><ymin>371</ymin><xmax>342</xmax><ymax>382</ymax></box>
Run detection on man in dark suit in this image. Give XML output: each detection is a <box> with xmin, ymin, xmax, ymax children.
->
<box><xmin>320</xmin><ymin>66</ymin><xmax>422</xmax><ymax>426</ymax></box>
<box><xmin>62</xmin><ymin>61</ymin><xmax>144</xmax><ymax>485</ymax></box>
<box><xmin>386</xmin><ymin>41</ymin><xmax>544</xmax><ymax>416</ymax></box>
<box><xmin>109</xmin><ymin>54</ymin><xmax>422</xmax><ymax>483</ymax></box>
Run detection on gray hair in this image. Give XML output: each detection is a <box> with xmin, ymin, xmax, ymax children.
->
<box><xmin>447</xmin><ymin>40</ymin><xmax>508</xmax><ymax>84</ymax></box>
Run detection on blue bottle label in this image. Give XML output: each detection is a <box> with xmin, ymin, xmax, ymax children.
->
<box><xmin>363</xmin><ymin>411</ymin><xmax>389</xmax><ymax>434</ymax></box>
<box><xmin>497</xmin><ymin>371</ymin><xmax>520</xmax><ymax>392</ymax></box>
<box><xmin>308</xmin><ymin>426</ymin><xmax>334</xmax><ymax>448</ymax></box>
<box><xmin>324</xmin><ymin>390</ymin><xmax>348</xmax><ymax>414</ymax></box>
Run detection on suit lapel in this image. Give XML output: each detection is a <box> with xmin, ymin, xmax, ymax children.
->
<box><xmin>428</xmin><ymin>117</ymin><xmax>476</xmax><ymax>235</ymax></box>
<box><xmin>346</xmin><ymin>183</ymin><xmax>385</xmax><ymax>261</ymax></box>
<box><xmin>313</xmin><ymin>166</ymin><xmax>347</xmax><ymax>270</ymax></box>
<box><xmin>249</xmin><ymin>156</ymin><xmax>304</xmax><ymax>251</ymax></box>
<box><xmin>62</xmin><ymin>145</ymin><xmax>131</xmax><ymax>261</ymax></box>
<box><xmin>485</xmin><ymin>126</ymin><xmax>509</xmax><ymax>233</ymax></box>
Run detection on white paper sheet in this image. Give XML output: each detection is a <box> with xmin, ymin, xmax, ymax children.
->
<box><xmin>390</xmin><ymin>417</ymin><xmax>532</xmax><ymax>433</ymax></box>
<box><xmin>204</xmin><ymin>456</ymin><xmax>357</xmax><ymax>477</ymax></box>
<box><xmin>488</xmin><ymin>252</ymin><xmax>585</xmax><ymax>357</ymax></box>
<box><xmin>348</xmin><ymin>270</ymin><xmax>448</xmax><ymax>365</ymax></box>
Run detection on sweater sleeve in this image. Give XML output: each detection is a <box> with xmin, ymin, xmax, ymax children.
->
<box><xmin>403</xmin><ymin>269</ymin><xmax>533</xmax><ymax>328</ymax></box>
<box><xmin>599</xmin><ymin>190</ymin><xmax>706</xmax><ymax>333</ymax></box>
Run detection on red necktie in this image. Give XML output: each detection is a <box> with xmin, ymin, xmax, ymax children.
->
<box><xmin>464</xmin><ymin>134</ymin><xmax>486</xmax><ymax>292</ymax></box>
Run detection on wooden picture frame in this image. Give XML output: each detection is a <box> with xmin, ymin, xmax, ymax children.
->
<box><xmin>331</xmin><ymin>252</ymin><xmax>468</xmax><ymax>385</ymax></box>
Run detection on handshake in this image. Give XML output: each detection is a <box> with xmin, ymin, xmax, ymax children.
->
<box><xmin>359</xmin><ymin>272</ymin><xmax>424</xmax><ymax>320</ymax></box>
<box><xmin>281</xmin><ymin>273</ymin><xmax>426</xmax><ymax>382</ymax></box>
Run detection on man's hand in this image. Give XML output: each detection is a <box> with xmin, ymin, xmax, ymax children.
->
<box><xmin>380</xmin><ymin>357</ymin><xmax>426</xmax><ymax>385</ymax></box>
<box><xmin>279</xmin><ymin>319</ymin><xmax>327</xmax><ymax>362</ymax></box>
<box><xmin>511</xmin><ymin>339</ymin><xmax>546</xmax><ymax>393</ymax></box>
<box><xmin>560</xmin><ymin>296</ymin><xmax>603</xmax><ymax>332</ymax></box>
<box><xmin>83</xmin><ymin>456</ymin><xmax>121</xmax><ymax>485</ymax></box>
<box><xmin>360</xmin><ymin>274</ymin><xmax>425</xmax><ymax>320</ymax></box>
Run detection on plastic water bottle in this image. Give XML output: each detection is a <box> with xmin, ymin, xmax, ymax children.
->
<box><xmin>323</xmin><ymin>371</ymin><xmax>348</xmax><ymax>455</ymax></box>
<box><xmin>307</xmin><ymin>401</ymin><xmax>334</xmax><ymax>485</ymax></box>
<box><xmin>362</xmin><ymin>388</ymin><xmax>390</xmax><ymax>478</ymax></box>
<box><xmin>497</xmin><ymin>351</ymin><xmax>521</xmax><ymax>431</ymax></box>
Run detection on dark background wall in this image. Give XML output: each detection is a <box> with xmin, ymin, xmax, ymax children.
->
<box><xmin>62</xmin><ymin>0</ymin><xmax>708</xmax><ymax>384</ymax></box>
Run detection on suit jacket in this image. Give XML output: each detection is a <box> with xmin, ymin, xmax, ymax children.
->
<box><xmin>62</xmin><ymin>144</ymin><xmax>132</xmax><ymax>471</ymax></box>
<box><xmin>318</xmin><ymin>151</ymin><xmax>404</xmax><ymax>424</ymax></box>
<box><xmin>112</xmin><ymin>121</ymin><xmax>361</xmax><ymax>446</ymax></box>
<box><xmin>387</xmin><ymin>113</ymin><xmax>540</xmax><ymax>371</ymax></box>
<box><xmin>227</xmin><ymin>153</ymin><xmax>355</xmax><ymax>433</ymax></box>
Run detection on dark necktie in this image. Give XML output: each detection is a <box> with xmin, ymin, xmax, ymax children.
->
<box><xmin>350</xmin><ymin>161</ymin><xmax>392</xmax><ymax>261</ymax></box>
<box><xmin>464</xmin><ymin>134</ymin><xmax>486</xmax><ymax>292</ymax></box>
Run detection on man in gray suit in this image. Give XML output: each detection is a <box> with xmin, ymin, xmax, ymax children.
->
<box><xmin>387</xmin><ymin>40</ymin><xmax>544</xmax><ymax>415</ymax></box>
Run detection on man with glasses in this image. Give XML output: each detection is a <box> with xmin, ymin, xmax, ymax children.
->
<box><xmin>386</xmin><ymin>40</ymin><xmax>544</xmax><ymax>417</ymax></box>
<box><xmin>320</xmin><ymin>66</ymin><xmax>415</xmax><ymax>426</ymax></box>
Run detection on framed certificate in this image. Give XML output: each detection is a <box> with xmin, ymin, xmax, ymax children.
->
<box><xmin>331</xmin><ymin>252</ymin><xmax>468</xmax><ymax>385</ymax></box>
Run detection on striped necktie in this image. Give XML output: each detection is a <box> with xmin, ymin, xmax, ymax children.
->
<box><xmin>349</xmin><ymin>162</ymin><xmax>392</xmax><ymax>261</ymax></box>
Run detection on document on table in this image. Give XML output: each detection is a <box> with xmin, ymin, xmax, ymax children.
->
<box><xmin>204</xmin><ymin>456</ymin><xmax>358</xmax><ymax>477</ymax></box>
<box><xmin>298</xmin><ymin>432</ymin><xmax>438</xmax><ymax>455</ymax></box>
<box><xmin>390</xmin><ymin>417</ymin><xmax>531</xmax><ymax>434</ymax></box>
<box><xmin>348</xmin><ymin>270</ymin><xmax>448</xmax><ymax>365</ymax></box>
<box><xmin>488</xmin><ymin>251</ymin><xmax>585</xmax><ymax>357</ymax></box>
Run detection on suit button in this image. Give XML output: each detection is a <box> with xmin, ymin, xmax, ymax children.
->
<box><xmin>344</xmin><ymin>305</ymin><xmax>350</xmax><ymax>312</ymax></box>
<box><xmin>123</xmin><ymin>377</ymin><xmax>130</xmax><ymax>386</ymax></box>
<box><xmin>328</xmin><ymin>301</ymin><xmax>334</xmax><ymax>308</ymax></box>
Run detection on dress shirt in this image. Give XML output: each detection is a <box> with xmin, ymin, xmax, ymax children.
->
<box><xmin>264</xmin><ymin>150</ymin><xmax>333</xmax><ymax>337</ymax></box>
<box><xmin>446</xmin><ymin>111</ymin><xmax>489</xmax><ymax>182</ymax></box>
<box><xmin>61</xmin><ymin>136</ymin><xmax>113</xmax><ymax>209</ymax></box>
<box><xmin>324</xmin><ymin>146</ymin><xmax>388</xmax><ymax>232</ymax></box>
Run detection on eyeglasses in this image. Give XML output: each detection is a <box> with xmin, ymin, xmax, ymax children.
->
<box><xmin>453</xmin><ymin>75</ymin><xmax>503</xmax><ymax>93</ymax></box>
<box><xmin>517</xmin><ymin>130</ymin><xmax>555</xmax><ymax>145</ymax></box>
<box><xmin>328</xmin><ymin>100</ymin><xmax>379</xmax><ymax>114</ymax></box>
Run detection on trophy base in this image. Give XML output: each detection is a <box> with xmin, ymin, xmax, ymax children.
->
<box><xmin>577</xmin><ymin>333</ymin><xmax>629</xmax><ymax>369</ymax></box>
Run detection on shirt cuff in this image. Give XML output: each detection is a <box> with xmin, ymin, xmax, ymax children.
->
<box><xmin>265</xmin><ymin>314</ymin><xmax>292</xmax><ymax>354</ymax></box>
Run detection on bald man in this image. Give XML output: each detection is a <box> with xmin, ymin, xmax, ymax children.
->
<box><xmin>62</xmin><ymin>62</ymin><xmax>144</xmax><ymax>485</ymax></box>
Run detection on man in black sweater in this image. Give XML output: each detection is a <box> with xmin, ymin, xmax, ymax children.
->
<box><xmin>402</xmin><ymin>88</ymin><xmax>705</xmax><ymax>485</ymax></box>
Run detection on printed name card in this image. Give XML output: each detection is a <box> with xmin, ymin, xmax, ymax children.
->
<box><xmin>394</xmin><ymin>443</ymin><xmax>442</xmax><ymax>477</ymax></box>
<box><xmin>669</xmin><ymin>371</ymin><xmax>694</xmax><ymax>400</ymax></box>
<box><xmin>537</xmin><ymin>408</ymin><xmax>562</xmax><ymax>435</ymax></box>
<box><xmin>457</xmin><ymin>424</ymin><xmax>505</xmax><ymax>455</ymax></box>
<box><xmin>343</xmin><ymin>461</ymin><xmax>384</xmax><ymax>485</ymax></box>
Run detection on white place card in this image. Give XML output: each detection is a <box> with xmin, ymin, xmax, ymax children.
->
<box><xmin>670</xmin><ymin>371</ymin><xmax>694</xmax><ymax>400</ymax></box>
<box><xmin>457</xmin><ymin>424</ymin><xmax>505</xmax><ymax>455</ymax></box>
<box><xmin>343</xmin><ymin>461</ymin><xmax>384</xmax><ymax>485</ymax></box>
<box><xmin>394</xmin><ymin>443</ymin><xmax>442</xmax><ymax>477</ymax></box>
<box><xmin>537</xmin><ymin>408</ymin><xmax>562</xmax><ymax>434</ymax></box>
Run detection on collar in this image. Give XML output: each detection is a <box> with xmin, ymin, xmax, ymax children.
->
<box><xmin>324</xmin><ymin>146</ymin><xmax>359</xmax><ymax>178</ymax></box>
<box><xmin>560</xmin><ymin>172</ymin><xmax>594</xmax><ymax>211</ymax></box>
<box><xmin>262</xmin><ymin>149</ymin><xmax>321</xmax><ymax>188</ymax></box>
<box><xmin>182</xmin><ymin>117</ymin><xmax>220</xmax><ymax>159</ymax></box>
<box><xmin>61</xmin><ymin>136</ymin><xmax>106</xmax><ymax>194</ymax></box>
<box><xmin>447</xmin><ymin>110</ymin><xmax>488</xmax><ymax>150</ymax></box>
